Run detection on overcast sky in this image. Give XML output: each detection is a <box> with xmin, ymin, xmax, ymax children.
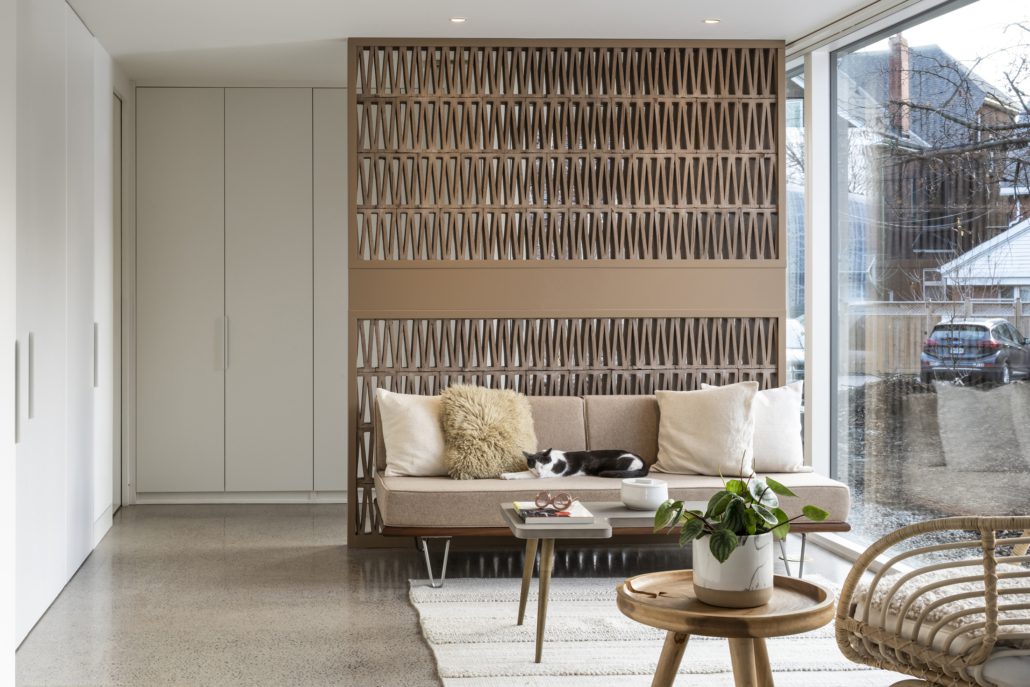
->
<box><xmin>858</xmin><ymin>0</ymin><xmax>1029</xmax><ymax>99</ymax></box>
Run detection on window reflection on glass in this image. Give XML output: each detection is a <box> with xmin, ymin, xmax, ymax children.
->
<box><xmin>833</xmin><ymin>0</ymin><xmax>1030</xmax><ymax>546</ymax></box>
<box><xmin>786</xmin><ymin>69</ymin><xmax>805</xmax><ymax>383</ymax></box>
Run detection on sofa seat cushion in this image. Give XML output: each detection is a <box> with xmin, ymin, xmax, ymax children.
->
<box><xmin>375</xmin><ymin>471</ymin><xmax>850</xmax><ymax>529</ymax></box>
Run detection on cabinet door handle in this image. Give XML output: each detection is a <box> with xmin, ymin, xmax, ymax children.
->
<box><xmin>222</xmin><ymin>316</ymin><xmax>230</xmax><ymax>371</ymax></box>
<box><xmin>93</xmin><ymin>322</ymin><xmax>99</xmax><ymax>388</ymax></box>
<box><xmin>27</xmin><ymin>331</ymin><xmax>34</xmax><ymax>419</ymax></box>
<box><xmin>14</xmin><ymin>340</ymin><xmax>19</xmax><ymax>444</ymax></box>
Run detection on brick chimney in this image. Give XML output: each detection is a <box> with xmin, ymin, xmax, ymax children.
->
<box><xmin>888</xmin><ymin>34</ymin><xmax>911</xmax><ymax>136</ymax></box>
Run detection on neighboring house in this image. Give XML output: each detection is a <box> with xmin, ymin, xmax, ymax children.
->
<box><xmin>939</xmin><ymin>215</ymin><xmax>1030</xmax><ymax>300</ymax></box>
<box><xmin>837</xmin><ymin>36</ymin><xmax>1020</xmax><ymax>300</ymax></box>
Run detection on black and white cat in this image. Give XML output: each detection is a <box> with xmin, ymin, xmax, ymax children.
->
<box><xmin>500</xmin><ymin>448</ymin><xmax>649</xmax><ymax>480</ymax></box>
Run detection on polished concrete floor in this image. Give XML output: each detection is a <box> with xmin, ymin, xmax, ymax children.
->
<box><xmin>16</xmin><ymin>505</ymin><xmax>851</xmax><ymax>687</ymax></box>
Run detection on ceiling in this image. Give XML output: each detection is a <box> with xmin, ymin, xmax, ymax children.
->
<box><xmin>69</xmin><ymin>0</ymin><xmax>873</xmax><ymax>85</ymax></box>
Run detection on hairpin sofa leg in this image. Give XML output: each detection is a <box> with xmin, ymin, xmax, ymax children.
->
<box><xmin>778</xmin><ymin>538</ymin><xmax>793</xmax><ymax>577</ymax></box>
<box><xmin>418</xmin><ymin>537</ymin><xmax>451</xmax><ymax>588</ymax></box>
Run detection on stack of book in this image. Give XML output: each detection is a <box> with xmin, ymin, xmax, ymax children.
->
<box><xmin>513</xmin><ymin>501</ymin><xmax>594</xmax><ymax>524</ymax></box>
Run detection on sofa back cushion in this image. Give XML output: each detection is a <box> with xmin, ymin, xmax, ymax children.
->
<box><xmin>583</xmin><ymin>395</ymin><xmax>659</xmax><ymax>466</ymax></box>
<box><xmin>526</xmin><ymin>396</ymin><xmax>587</xmax><ymax>453</ymax></box>
<box><xmin>375</xmin><ymin>393</ymin><xmax>587</xmax><ymax>474</ymax></box>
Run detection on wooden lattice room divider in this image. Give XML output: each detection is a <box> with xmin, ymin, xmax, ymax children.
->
<box><xmin>347</xmin><ymin>39</ymin><xmax>786</xmax><ymax>546</ymax></box>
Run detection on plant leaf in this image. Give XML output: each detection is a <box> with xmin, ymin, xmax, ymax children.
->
<box><xmin>707</xmin><ymin>491</ymin><xmax>734</xmax><ymax>518</ymax></box>
<box><xmin>679</xmin><ymin>516</ymin><xmax>705</xmax><ymax>547</ymax></box>
<box><xmin>764</xmin><ymin>477</ymin><xmax>796</xmax><ymax>498</ymax></box>
<box><xmin>722</xmin><ymin>497</ymin><xmax>748</xmax><ymax>534</ymax></box>
<box><xmin>771</xmin><ymin>507</ymin><xmax>790</xmax><ymax>539</ymax></box>
<box><xmin>725</xmin><ymin>479</ymin><xmax>747</xmax><ymax>496</ymax></box>
<box><xmin>802</xmin><ymin>505</ymin><xmax>829</xmax><ymax>522</ymax></box>
<box><xmin>653</xmin><ymin>500</ymin><xmax>678</xmax><ymax>533</ymax></box>
<box><xmin>752</xmin><ymin>503</ymin><xmax>779</xmax><ymax>526</ymax></box>
<box><xmin>708</xmin><ymin>527</ymin><xmax>739</xmax><ymax>563</ymax></box>
<box><xmin>747</xmin><ymin>479</ymin><xmax>779</xmax><ymax>508</ymax></box>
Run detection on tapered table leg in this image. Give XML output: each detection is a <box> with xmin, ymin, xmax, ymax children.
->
<box><xmin>517</xmin><ymin>538</ymin><xmax>539</xmax><ymax>626</ymax></box>
<box><xmin>753</xmin><ymin>637</ymin><xmax>774</xmax><ymax>687</ymax></box>
<box><xmin>728</xmin><ymin>638</ymin><xmax>758</xmax><ymax>687</ymax></box>
<box><xmin>534</xmin><ymin>538</ymin><xmax>555</xmax><ymax>663</ymax></box>
<box><xmin>651</xmin><ymin>631</ymin><xmax>690</xmax><ymax>687</ymax></box>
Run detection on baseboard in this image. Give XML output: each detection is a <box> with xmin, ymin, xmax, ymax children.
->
<box><xmin>92</xmin><ymin>504</ymin><xmax>113</xmax><ymax>547</ymax></box>
<box><xmin>134</xmin><ymin>491</ymin><xmax>347</xmax><ymax>505</ymax></box>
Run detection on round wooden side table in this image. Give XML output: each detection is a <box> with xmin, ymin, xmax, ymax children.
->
<box><xmin>616</xmin><ymin>570</ymin><xmax>835</xmax><ymax>687</ymax></box>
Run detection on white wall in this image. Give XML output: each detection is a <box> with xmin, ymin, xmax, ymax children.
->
<box><xmin>2</xmin><ymin>0</ymin><xmax>19</xmax><ymax>676</ymax></box>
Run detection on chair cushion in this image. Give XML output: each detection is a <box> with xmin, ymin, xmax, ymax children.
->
<box><xmin>375</xmin><ymin>471</ymin><xmax>850</xmax><ymax>528</ymax></box>
<box><xmin>849</xmin><ymin>570</ymin><xmax>1030</xmax><ymax>655</ymax></box>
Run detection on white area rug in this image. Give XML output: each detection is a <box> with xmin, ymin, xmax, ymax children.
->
<box><xmin>409</xmin><ymin>577</ymin><xmax>908</xmax><ymax>687</ymax></box>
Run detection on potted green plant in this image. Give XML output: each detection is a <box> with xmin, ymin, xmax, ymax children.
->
<box><xmin>654</xmin><ymin>473</ymin><xmax>828</xmax><ymax>608</ymax></box>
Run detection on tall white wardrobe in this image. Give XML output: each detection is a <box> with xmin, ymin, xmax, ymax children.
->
<box><xmin>135</xmin><ymin>88</ymin><xmax>347</xmax><ymax>497</ymax></box>
<box><xmin>15</xmin><ymin>0</ymin><xmax>118</xmax><ymax>643</ymax></box>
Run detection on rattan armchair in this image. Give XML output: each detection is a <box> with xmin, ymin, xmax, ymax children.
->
<box><xmin>836</xmin><ymin>517</ymin><xmax>1030</xmax><ymax>687</ymax></box>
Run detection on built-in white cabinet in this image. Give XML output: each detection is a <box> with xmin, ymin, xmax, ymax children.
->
<box><xmin>16</xmin><ymin>0</ymin><xmax>70</xmax><ymax>643</ymax></box>
<box><xmin>137</xmin><ymin>88</ymin><xmax>226</xmax><ymax>493</ymax></box>
<box><xmin>16</xmin><ymin>0</ymin><xmax>118</xmax><ymax>643</ymax></box>
<box><xmin>225</xmin><ymin>89</ymin><xmax>313</xmax><ymax>492</ymax></box>
<box><xmin>313</xmin><ymin>89</ymin><xmax>349</xmax><ymax>492</ymax></box>
<box><xmin>136</xmin><ymin>87</ymin><xmax>346</xmax><ymax>496</ymax></box>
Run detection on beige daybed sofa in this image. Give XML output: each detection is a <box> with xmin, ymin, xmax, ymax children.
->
<box><xmin>374</xmin><ymin>394</ymin><xmax>851</xmax><ymax>534</ymax></box>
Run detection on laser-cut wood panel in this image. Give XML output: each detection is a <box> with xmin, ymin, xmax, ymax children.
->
<box><xmin>353</xmin><ymin>43</ymin><xmax>781</xmax><ymax>262</ymax></box>
<box><xmin>347</xmin><ymin>39</ymin><xmax>786</xmax><ymax>546</ymax></box>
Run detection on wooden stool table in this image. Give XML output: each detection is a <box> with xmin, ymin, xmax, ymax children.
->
<box><xmin>616</xmin><ymin>570</ymin><xmax>835</xmax><ymax>687</ymax></box>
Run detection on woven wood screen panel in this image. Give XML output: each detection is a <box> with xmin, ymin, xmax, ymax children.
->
<box><xmin>347</xmin><ymin>39</ymin><xmax>786</xmax><ymax>545</ymax></box>
<box><xmin>353</xmin><ymin>43</ymin><xmax>780</xmax><ymax>262</ymax></box>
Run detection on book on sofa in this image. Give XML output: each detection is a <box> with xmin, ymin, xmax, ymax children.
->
<box><xmin>513</xmin><ymin>501</ymin><xmax>594</xmax><ymax>524</ymax></box>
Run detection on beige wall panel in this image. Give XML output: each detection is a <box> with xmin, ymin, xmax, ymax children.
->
<box><xmin>136</xmin><ymin>88</ymin><xmax>225</xmax><ymax>493</ymax></box>
<box><xmin>225</xmin><ymin>88</ymin><xmax>313</xmax><ymax>492</ymax></box>
<box><xmin>351</xmin><ymin>267</ymin><xmax>785</xmax><ymax>317</ymax></box>
<box><xmin>313</xmin><ymin>88</ymin><xmax>348</xmax><ymax>492</ymax></box>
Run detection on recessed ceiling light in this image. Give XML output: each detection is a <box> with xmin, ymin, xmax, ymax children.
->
<box><xmin>703</xmin><ymin>18</ymin><xmax>721</xmax><ymax>24</ymax></box>
<box><xmin>450</xmin><ymin>16</ymin><xmax>468</xmax><ymax>23</ymax></box>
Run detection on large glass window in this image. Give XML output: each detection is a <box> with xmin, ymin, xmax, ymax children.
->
<box><xmin>832</xmin><ymin>0</ymin><xmax>1030</xmax><ymax>545</ymax></box>
<box><xmin>787</xmin><ymin>68</ymin><xmax>806</xmax><ymax>382</ymax></box>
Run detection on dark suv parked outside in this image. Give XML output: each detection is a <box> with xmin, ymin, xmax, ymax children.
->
<box><xmin>921</xmin><ymin>318</ymin><xmax>1030</xmax><ymax>384</ymax></box>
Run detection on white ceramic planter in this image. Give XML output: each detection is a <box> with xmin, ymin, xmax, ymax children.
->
<box><xmin>692</xmin><ymin>531</ymin><xmax>774</xmax><ymax>608</ymax></box>
<box><xmin>620</xmin><ymin>478</ymin><xmax>669</xmax><ymax>511</ymax></box>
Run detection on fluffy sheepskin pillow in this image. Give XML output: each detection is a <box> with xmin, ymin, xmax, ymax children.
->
<box><xmin>440</xmin><ymin>385</ymin><xmax>537</xmax><ymax>480</ymax></box>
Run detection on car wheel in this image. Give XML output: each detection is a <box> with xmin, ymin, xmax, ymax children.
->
<box><xmin>1002</xmin><ymin>363</ymin><xmax>1012</xmax><ymax>384</ymax></box>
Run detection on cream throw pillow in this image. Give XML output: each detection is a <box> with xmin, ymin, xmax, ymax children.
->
<box><xmin>440</xmin><ymin>385</ymin><xmax>537</xmax><ymax>480</ymax></box>
<box><xmin>376</xmin><ymin>389</ymin><xmax>448</xmax><ymax>477</ymax></box>
<box><xmin>703</xmin><ymin>381</ymin><xmax>808</xmax><ymax>473</ymax></box>
<box><xmin>654</xmin><ymin>382</ymin><xmax>758</xmax><ymax>476</ymax></box>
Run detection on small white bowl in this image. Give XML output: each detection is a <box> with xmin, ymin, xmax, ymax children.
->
<box><xmin>620</xmin><ymin>477</ymin><xmax>669</xmax><ymax>511</ymax></box>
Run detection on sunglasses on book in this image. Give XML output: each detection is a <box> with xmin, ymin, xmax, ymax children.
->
<box><xmin>534</xmin><ymin>491</ymin><xmax>575</xmax><ymax>510</ymax></box>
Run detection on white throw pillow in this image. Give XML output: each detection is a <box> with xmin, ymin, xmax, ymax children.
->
<box><xmin>704</xmin><ymin>381</ymin><xmax>808</xmax><ymax>473</ymax></box>
<box><xmin>654</xmin><ymin>382</ymin><xmax>758</xmax><ymax>476</ymax></box>
<box><xmin>376</xmin><ymin>388</ymin><xmax>448</xmax><ymax>477</ymax></box>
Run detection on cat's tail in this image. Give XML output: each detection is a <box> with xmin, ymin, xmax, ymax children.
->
<box><xmin>598</xmin><ymin>467</ymin><xmax>650</xmax><ymax>478</ymax></box>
